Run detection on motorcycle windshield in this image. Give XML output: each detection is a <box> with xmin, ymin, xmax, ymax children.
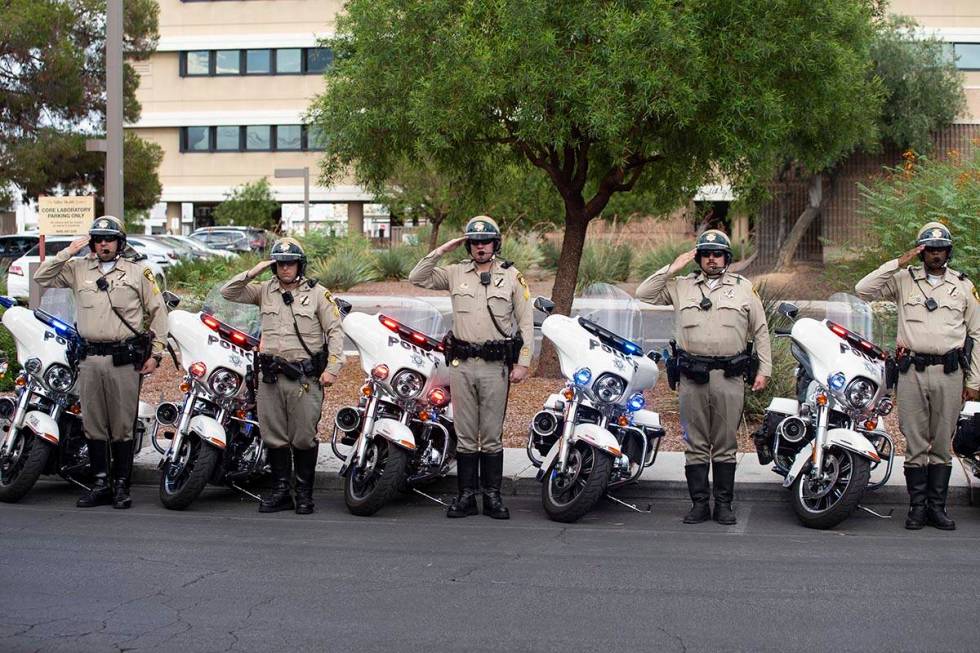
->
<box><xmin>200</xmin><ymin>286</ymin><xmax>261</xmax><ymax>338</ymax></box>
<box><xmin>38</xmin><ymin>288</ymin><xmax>77</xmax><ymax>325</ymax></box>
<box><xmin>574</xmin><ymin>282</ymin><xmax>643</xmax><ymax>347</ymax></box>
<box><xmin>375</xmin><ymin>297</ymin><xmax>447</xmax><ymax>340</ymax></box>
<box><xmin>825</xmin><ymin>292</ymin><xmax>874</xmax><ymax>340</ymax></box>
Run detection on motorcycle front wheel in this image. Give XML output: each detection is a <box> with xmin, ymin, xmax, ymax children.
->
<box><xmin>344</xmin><ymin>437</ymin><xmax>409</xmax><ymax>516</ymax></box>
<box><xmin>159</xmin><ymin>436</ymin><xmax>218</xmax><ymax>510</ymax></box>
<box><xmin>542</xmin><ymin>441</ymin><xmax>613</xmax><ymax>523</ymax></box>
<box><xmin>791</xmin><ymin>447</ymin><xmax>871</xmax><ymax>529</ymax></box>
<box><xmin>0</xmin><ymin>431</ymin><xmax>52</xmax><ymax>503</ymax></box>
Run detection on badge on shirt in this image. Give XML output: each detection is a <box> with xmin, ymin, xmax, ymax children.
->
<box><xmin>300</xmin><ymin>294</ymin><xmax>310</xmax><ymax>306</ymax></box>
<box><xmin>724</xmin><ymin>287</ymin><xmax>736</xmax><ymax>299</ymax></box>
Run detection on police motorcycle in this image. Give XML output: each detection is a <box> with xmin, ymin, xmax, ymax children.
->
<box><xmin>527</xmin><ymin>284</ymin><xmax>666</xmax><ymax>523</ymax></box>
<box><xmin>754</xmin><ymin>293</ymin><xmax>896</xmax><ymax>529</ymax></box>
<box><xmin>151</xmin><ymin>288</ymin><xmax>265</xmax><ymax>510</ymax></box>
<box><xmin>0</xmin><ymin>290</ymin><xmax>152</xmax><ymax>502</ymax></box>
<box><xmin>332</xmin><ymin>298</ymin><xmax>457</xmax><ymax>516</ymax></box>
<box><xmin>953</xmin><ymin>401</ymin><xmax>980</xmax><ymax>481</ymax></box>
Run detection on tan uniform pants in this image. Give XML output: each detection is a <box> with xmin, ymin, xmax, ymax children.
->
<box><xmin>678</xmin><ymin>369</ymin><xmax>744</xmax><ymax>465</ymax></box>
<box><xmin>78</xmin><ymin>354</ymin><xmax>140</xmax><ymax>443</ymax></box>
<box><xmin>450</xmin><ymin>358</ymin><xmax>509</xmax><ymax>454</ymax></box>
<box><xmin>897</xmin><ymin>365</ymin><xmax>963</xmax><ymax>467</ymax></box>
<box><xmin>256</xmin><ymin>376</ymin><xmax>323</xmax><ymax>450</ymax></box>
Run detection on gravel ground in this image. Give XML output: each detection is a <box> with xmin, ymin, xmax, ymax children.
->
<box><xmin>141</xmin><ymin>355</ymin><xmax>905</xmax><ymax>454</ymax></box>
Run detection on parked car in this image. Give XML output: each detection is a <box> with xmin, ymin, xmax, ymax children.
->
<box><xmin>6</xmin><ymin>237</ymin><xmax>167</xmax><ymax>298</ymax></box>
<box><xmin>189</xmin><ymin>226</ymin><xmax>272</xmax><ymax>252</ymax></box>
<box><xmin>0</xmin><ymin>235</ymin><xmax>40</xmax><ymax>261</ymax></box>
<box><xmin>153</xmin><ymin>234</ymin><xmax>235</xmax><ymax>260</ymax></box>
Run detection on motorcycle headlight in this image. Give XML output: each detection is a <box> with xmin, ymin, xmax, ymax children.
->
<box><xmin>845</xmin><ymin>377</ymin><xmax>877</xmax><ymax>409</ymax></box>
<box><xmin>208</xmin><ymin>368</ymin><xmax>242</xmax><ymax>398</ymax></box>
<box><xmin>24</xmin><ymin>358</ymin><xmax>42</xmax><ymax>375</ymax></box>
<box><xmin>391</xmin><ymin>370</ymin><xmax>424</xmax><ymax>399</ymax></box>
<box><xmin>44</xmin><ymin>363</ymin><xmax>74</xmax><ymax>392</ymax></box>
<box><xmin>593</xmin><ymin>373</ymin><xmax>626</xmax><ymax>403</ymax></box>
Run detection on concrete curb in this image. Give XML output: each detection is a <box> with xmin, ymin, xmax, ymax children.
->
<box><xmin>133</xmin><ymin>447</ymin><xmax>980</xmax><ymax>507</ymax></box>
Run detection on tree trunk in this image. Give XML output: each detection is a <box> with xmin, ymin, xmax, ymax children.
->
<box><xmin>427</xmin><ymin>214</ymin><xmax>444</xmax><ymax>251</ymax></box>
<box><xmin>774</xmin><ymin>175</ymin><xmax>824</xmax><ymax>271</ymax></box>
<box><xmin>535</xmin><ymin>204</ymin><xmax>589</xmax><ymax>378</ymax></box>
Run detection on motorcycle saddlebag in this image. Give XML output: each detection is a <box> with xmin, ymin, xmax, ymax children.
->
<box><xmin>953</xmin><ymin>405</ymin><xmax>980</xmax><ymax>458</ymax></box>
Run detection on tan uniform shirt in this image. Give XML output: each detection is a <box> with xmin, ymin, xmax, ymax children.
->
<box><xmin>34</xmin><ymin>249</ymin><xmax>167</xmax><ymax>353</ymax></box>
<box><xmin>220</xmin><ymin>272</ymin><xmax>345</xmax><ymax>375</ymax></box>
<box><xmin>636</xmin><ymin>267</ymin><xmax>772</xmax><ymax>377</ymax></box>
<box><xmin>408</xmin><ymin>251</ymin><xmax>535</xmax><ymax>367</ymax></box>
<box><xmin>855</xmin><ymin>260</ymin><xmax>980</xmax><ymax>390</ymax></box>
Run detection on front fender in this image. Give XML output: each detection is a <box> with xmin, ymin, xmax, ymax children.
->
<box><xmin>571</xmin><ymin>423</ymin><xmax>621</xmax><ymax>457</ymax></box>
<box><xmin>189</xmin><ymin>415</ymin><xmax>226</xmax><ymax>449</ymax></box>
<box><xmin>783</xmin><ymin>429</ymin><xmax>881</xmax><ymax>488</ymax></box>
<box><xmin>23</xmin><ymin>410</ymin><xmax>59</xmax><ymax>445</ymax></box>
<box><xmin>373</xmin><ymin>418</ymin><xmax>416</xmax><ymax>451</ymax></box>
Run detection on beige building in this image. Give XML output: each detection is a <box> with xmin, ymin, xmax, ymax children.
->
<box><xmin>129</xmin><ymin>0</ymin><xmax>382</xmax><ymax>236</ymax></box>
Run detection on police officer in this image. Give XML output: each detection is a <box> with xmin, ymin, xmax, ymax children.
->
<box><xmin>34</xmin><ymin>216</ymin><xmax>167</xmax><ymax>509</ymax></box>
<box><xmin>636</xmin><ymin>229</ymin><xmax>771</xmax><ymax>525</ymax></box>
<box><xmin>409</xmin><ymin>216</ymin><xmax>534</xmax><ymax>519</ymax></box>
<box><xmin>855</xmin><ymin>222</ymin><xmax>980</xmax><ymax>530</ymax></box>
<box><xmin>221</xmin><ymin>238</ymin><xmax>344</xmax><ymax>515</ymax></box>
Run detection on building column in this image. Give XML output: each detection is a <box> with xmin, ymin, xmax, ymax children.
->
<box><xmin>347</xmin><ymin>201</ymin><xmax>364</xmax><ymax>236</ymax></box>
<box><xmin>166</xmin><ymin>202</ymin><xmax>181</xmax><ymax>234</ymax></box>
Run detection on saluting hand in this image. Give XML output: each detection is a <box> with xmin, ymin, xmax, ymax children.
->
<box><xmin>509</xmin><ymin>365</ymin><xmax>529</xmax><ymax>383</ymax></box>
<box><xmin>246</xmin><ymin>259</ymin><xmax>274</xmax><ymax>279</ymax></box>
<box><xmin>751</xmin><ymin>375</ymin><xmax>768</xmax><ymax>392</ymax></box>
<box><xmin>66</xmin><ymin>235</ymin><xmax>90</xmax><ymax>256</ymax></box>
<box><xmin>437</xmin><ymin>237</ymin><xmax>467</xmax><ymax>255</ymax></box>
<box><xmin>668</xmin><ymin>248</ymin><xmax>697</xmax><ymax>274</ymax></box>
<box><xmin>897</xmin><ymin>246</ymin><xmax>924</xmax><ymax>268</ymax></box>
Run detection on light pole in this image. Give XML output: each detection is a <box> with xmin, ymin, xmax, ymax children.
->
<box><xmin>106</xmin><ymin>0</ymin><xmax>124</xmax><ymax>221</ymax></box>
<box><xmin>274</xmin><ymin>167</ymin><xmax>310</xmax><ymax>234</ymax></box>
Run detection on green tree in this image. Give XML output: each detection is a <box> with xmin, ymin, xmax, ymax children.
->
<box><xmin>213</xmin><ymin>178</ymin><xmax>280</xmax><ymax>230</ymax></box>
<box><xmin>0</xmin><ymin>0</ymin><xmax>162</xmax><ymax>209</ymax></box>
<box><xmin>310</xmin><ymin>0</ymin><xmax>883</xmax><ymax>374</ymax></box>
<box><xmin>770</xmin><ymin>13</ymin><xmax>966</xmax><ymax>270</ymax></box>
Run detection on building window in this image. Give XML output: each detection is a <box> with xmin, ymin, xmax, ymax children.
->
<box><xmin>306</xmin><ymin>47</ymin><xmax>333</xmax><ymax>73</ymax></box>
<box><xmin>215</xmin><ymin>50</ymin><xmax>241</xmax><ymax>75</ymax></box>
<box><xmin>245</xmin><ymin>125</ymin><xmax>272</xmax><ymax>150</ymax></box>
<box><xmin>276</xmin><ymin>48</ymin><xmax>302</xmax><ymax>74</ymax></box>
<box><xmin>183</xmin><ymin>126</ymin><xmax>210</xmax><ymax>151</ymax></box>
<box><xmin>276</xmin><ymin>125</ymin><xmax>302</xmax><ymax>151</ymax></box>
<box><xmin>306</xmin><ymin>125</ymin><xmax>328</xmax><ymax>151</ymax></box>
<box><xmin>185</xmin><ymin>51</ymin><xmax>210</xmax><ymax>76</ymax></box>
<box><xmin>215</xmin><ymin>125</ymin><xmax>241</xmax><ymax>151</ymax></box>
<box><xmin>954</xmin><ymin>43</ymin><xmax>980</xmax><ymax>70</ymax></box>
<box><xmin>245</xmin><ymin>49</ymin><xmax>272</xmax><ymax>74</ymax></box>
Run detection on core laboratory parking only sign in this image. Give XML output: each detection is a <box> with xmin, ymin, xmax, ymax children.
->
<box><xmin>38</xmin><ymin>195</ymin><xmax>95</xmax><ymax>236</ymax></box>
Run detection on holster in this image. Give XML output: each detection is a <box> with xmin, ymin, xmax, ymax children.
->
<box><xmin>943</xmin><ymin>348</ymin><xmax>962</xmax><ymax>375</ymax></box>
<box><xmin>665</xmin><ymin>341</ymin><xmax>680</xmax><ymax>391</ymax></box>
<box><xmin>257</xmin><ymin>353</ymin><xmax>278</xmax><ymax>384</ymax></box>
<box><xmin>896</xmin><ymin>348</ymin><xmax>912</xmax><ymax>374</ymax></box>
<box><xmin>112</xmin><ymin>334</ymin><xmax>152</xmax><ymax>369</ymax></box>
<box><xmin>885</xmin><ymin>356</ymin><xmax>899</xmax><ymax>390</ymax></box>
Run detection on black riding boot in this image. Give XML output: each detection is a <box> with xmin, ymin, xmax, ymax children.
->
<box><xmin>683</xmin><ymin>464</ymin><xmax>711</xmax><ymax>524</ymax></box>
<box><xmin>294</xmin><ymin>445</ymin><xmax>318</xmax><ymax>515</ymax></box>
<box><xmin>259</xmin><ymin>447</ymin><xmax>295</xmax><ymax>513</ymax></box>
<box><xmin>78</xmin><ymin>439</ymin><xmax>113</xmax><ymax>508</ymax></box>
<box><xmin>110</xmin><ymin>440</ymin><xmax>134</xmax><ymax>509</ymax></box>
<box><xmin>712</xmin><ymin>462</ymin><xmax>737</xmax><ymax>525</ymax></box>
<box><xmin>447</xmin><ymin>452</ymin><xmax>479</xmax><ymax>518</ymax></box>
<box><xmin>904</xmin><ymin>466</ymin><xmax>928</xmax><ymax>530</ymax></box>
<box><xmin>480</xmin><ymin>451</ymin><xmax>510</xmax><ymax>520</ymax></box>
<box><xmin>925</xmin><ymin>464</ymin><xmax>956</xmax><ymax>530</ymax></box>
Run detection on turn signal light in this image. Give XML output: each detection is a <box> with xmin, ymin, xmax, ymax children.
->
<box><xmin>179</xmin><ymin>381</ymin><xmax>191</xmax><ymax>393</ymax></box>
<box><xmin>815</xmin><ymin>392</ymin><xmax>828</xmax><ymax>406</ymax></box>
<box><xmin>617</xmin><ymin>416</ymin><xmax>630</xmax><ymax>427</ymax></box>
<box><xmin>371</xmin><ymin>364</ymin><xmax>389</xmax><ymax>380</ymax></box>
<box><xmin>189</xmin><ymin>362</ymin><xmax>207</xmax><ymax>378</ymax></box>
<box><xmin>562</xmin><ymin>387</ymin><xmax>575</xmax><ymax>400</ymax></box>
<box><xmin>864</xmin><ymin>418</ymin><xmax>878</xmax><ymax>431</ymax></box>
<box><xmin>427</xmin><ymin>387</ymin><xmax>450</xmax><ymax>407</ymax></box>
<box><xmin>69</xmin><ymin>403</ymin><xmax>82</xmax><ymax>415</ymax></box>
<box><xmin>361</xmin><ymin>383</ymin><xmax>373</xmax><ymax>397</ymax></box>
<box><xmin>14</xmin><ymin>375</ymin><xmax>26</xmax><ymax>387</ymax></box>
<box><xmin>418</xmin><ymin>410</ymin><xmax>430</xmax><ymax>422</ymax></box>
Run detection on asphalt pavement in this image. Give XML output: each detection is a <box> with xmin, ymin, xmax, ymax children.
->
<box><xmin>3</xmin><ymin>483</ymin><xmax>980</xmax><ymax>652</ymax></box>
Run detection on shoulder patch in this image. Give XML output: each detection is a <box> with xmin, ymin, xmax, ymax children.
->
<box><xmin>324</xmin><ymin>289</ymin><xmax>335</xmax><ymax>304</ymax></box>
<box><xmin>142</xmin><ymin>267</ymin><xmax>160</xmax><ymax>294</ymax></box>
<box><xmin>500</xmin><ymin>259</ymin><xmax>514</xmax><ymax>269</ymax></box>
<box><xmin>516</xmin><ymin>272</ymin><xmax>529</xmax><ymax>301</ymax></box>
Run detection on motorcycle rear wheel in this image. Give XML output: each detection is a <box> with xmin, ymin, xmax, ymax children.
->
<box><xmin>0</xmin><ymin>431</ymin><xmax>51</xmax><ymax>503</ymax></box>
<box><xmin>344</xmin><ymin>437</ymin><xmax>409</xmax><ymax>516</ymax></box>
<box><xmin>542</xmin><ymin>441</ymin><xmax>613</xmax><ymax>523</ymax></box>
<box><xmin>159</xmin><ymin>436</ymin><xmax>218</xmax><ymax>510</ymax></box>
<box><xmin>790</xmin><ymin>447</ymin><xmax>871</xmax><ymax>529</ymax></box>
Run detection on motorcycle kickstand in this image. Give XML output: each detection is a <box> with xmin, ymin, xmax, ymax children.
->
<box><xmin>857</xmin><ymin>504</ymin><xmax>894</xmax><ymax>519</ymax></box>
<box><xmin>231</xmin><ymin>483</ymin><xmax>262</xmax><ymax>502</ymax></box>
<box><xmin>606</xmin><ymin>493</ymin><xmax>652</xmax><ymax>513</ymax></box>
<box><xmin>62</xmin><ymin>475</ymin><xmax>92</xmax><ymax>493</ymax></box>
<box><xmin>412</xmin><ymin>487</ymin><xmax>450</xmax><ymax>508</ymax></box>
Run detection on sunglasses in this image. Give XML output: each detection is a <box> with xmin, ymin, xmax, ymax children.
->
<box><xmin>91</xmin><ymin>236</ymin><xmax>117</xmax><ymax>244</ymax></box>
<box><xmin>701</xmin><ymin>251</ymin><xmax>726</xmax><ymax>259</ymax></box>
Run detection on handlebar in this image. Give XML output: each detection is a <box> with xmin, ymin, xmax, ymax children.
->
<box><xmin>774</xmin><ymin>327</ymin><xmax>792</xmax><ymax>337</ymax></box>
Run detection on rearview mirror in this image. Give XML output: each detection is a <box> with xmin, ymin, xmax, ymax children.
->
<box><xmin>533</xmin><ymin>296</ymin><xmax>555</xmax><ymax>314</ymax></box>
<box><xmin>777</xmin><ymin>302</ymin><xmax>799</xmax><ymax>319</ymax></box>
<box><xmin>162</xmin><ymin>291</ymin><xmax>181</xmax><ymax>310</ymax></box>
<box><xmin>336</xmin><ymin>298</ymin><xmax>352</xmax><ymax>318</ymax></box>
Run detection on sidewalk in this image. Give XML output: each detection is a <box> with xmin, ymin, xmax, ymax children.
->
<box><xmin>132</xmin><ymin>446</ymin><xmax>980</xmax><ymax>506</ymax></box>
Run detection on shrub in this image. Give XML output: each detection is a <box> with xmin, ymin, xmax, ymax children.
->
<box><xmin>576</xmin><ymin>241</ymin><xmax>632</xmax><ymax>292</ymax></box>
<box><xmin>538</xmin><ymin>238</ymin><xmax>561</xmax><ymax>272</ymax></box>
<box><xmin>165</xmin><ymin>253</ymin><xmax>263</xmax><ymax>304</ymax></box>
<box><xmin>308</xmin><ymin>234</ymin><xmax>378</xmax><ymax>290</ymax></box>
<box><xmin>297</xmin><ymin>227</ymin><xmax>338</xmax><ymax>261</ymax></box>
<box><xmin>742</xmin><ymin>282</ymin><xmax>798</xmax><ymax>421</ymax></box>
<box><xmin>499</xmin><ymin>235</ymin><xmax>543</xmax><ymax>273</ymax></box>
<box><xmin>635</xmin><ymin>240</ymin><xmax>695</xmax><ymax>280</ymax></box>
<box><xmin>373</xmin><ymin>245</ymin><xmax>416</xmax><ymax>280</ymax></box>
